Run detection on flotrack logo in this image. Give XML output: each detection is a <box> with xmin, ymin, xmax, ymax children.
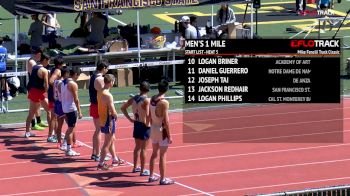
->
<box><xmin>306</xmin><ymin>9</ymin><xmax>335</xmax><ymax>16</ymax></box>
<box><xmin>290</xmin><ymin>40</ymin><xmax>340</xmax><ymax>48</ymax></box>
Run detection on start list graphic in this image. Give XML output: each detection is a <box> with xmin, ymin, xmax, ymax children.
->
<box><xmin>185</xmin><ymin>39</ymin><xmax>341</xmax><ymax>103</ymax></box>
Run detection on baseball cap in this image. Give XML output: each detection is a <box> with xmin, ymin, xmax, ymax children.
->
<box><xmin>181</xmin><ymin>16</ymin><xmax>190</xmax><ymax>22</ymax></box>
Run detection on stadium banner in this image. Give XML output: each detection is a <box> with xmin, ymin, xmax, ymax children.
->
<box><xmin>0</xmin><ymin>0</ymin><xmax>247</xmax><ymax>14</ymax></box>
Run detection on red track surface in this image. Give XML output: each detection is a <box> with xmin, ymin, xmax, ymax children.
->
<box><xmin>0</xmin><ymin>99</ymin><xmax>349</xmax><ymax>196</ymax></box>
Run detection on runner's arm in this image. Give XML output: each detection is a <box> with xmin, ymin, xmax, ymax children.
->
<box><xmin>142</xmin><ymin>98</ymin><xmax>151</xmax><ymax>126</ymax></box>
<box><xmin>70</xmin><ymin>82</ymin><xmax>82</xmax><ymax>118</ymax></box>
<box><xmin>42</xmin><ymin>69</ymin><xmax>49</xmax><ymax>92</ymax></box>
<box><xmin>162</xmin><ymin>100</ymin><xmax>171</xmax><ymax>141</ymax></box>
<box><xmin>49</xmin><ymin>69</ymin><xmax>60</xmax><ymax>86</ymax></box>
<box><xmin>94</xmin><ymin>76</ymin><xmax>104</xmax><ymax>91</ymax></box>
<box><xmin>107</xmin><ymin>94</ymin><xmax>118</xmax><ymax>119</ymax></box>
<box><xmin>26</xmin><ymin>60</ymin><xmax>35</xmax><ymax>75</ymax></box>
<box><xmin>120</xmin><ymin>98</ymin><xmax>134</xmax><ymax>123</ymax></box>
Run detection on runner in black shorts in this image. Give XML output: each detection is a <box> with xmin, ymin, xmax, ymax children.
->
<box><xmin>121</xmin><ymin>81</ymin><xmax>151</xmax><ymax>176</ymax></box>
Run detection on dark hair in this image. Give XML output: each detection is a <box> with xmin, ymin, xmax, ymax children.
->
<box><xmin>140</xmin><ymin>81</ymin><xmax>150</xmax><ymax>93</ymax></box>
<box><xmin>53</xmin><ymin>56</ymin><xmax>64</xmax><ymax>67</ymax></box>
<box><xmin>96</xmin><ymin>12</ymin><xmax>103</xmax><ymax>18</ymax></box>
<box><xmin>70</xmin><ymin>66</ymin><xmax>81</xmax><ymax>76</ymax></box>
<box><xmin>40</xmin><ymin>53</ymin><xmax>50</xmax><ymax>62</ymax></box>
<box><xmin>104</xmin><ymin>74</ymin><xmax>115</xmax><ymax>84</ymax></box>
<box><xmin>96</xmin><ymin>60</ymin><xmax>109</xmax><ymax>71</ymax></box>
<box><xmin>158</xmin><ymin>79</ymin><xmax>169</xmax><ymax>93</ymax></box>
<box><xmin>61</xmin><ymin>66</ymin><xmax>70</xmax><ymax>77</ymax></box>
<box><xmin>0</xmin><ymin>37</ymin><xmax>3</xmax><ymax>45</ymax></box>
<box><xmin>33</xmin><ymin>48</ymin><xmax>43</xmax><ymax>55</ymax></box>
<box><xmin>32</xmin><ymin>14</ymin><xmax>39</xmax><ymax>19</ymax></box>
<box><xmin>219</xmin><ymin>5</ymin><xmax>229</xmax><ymax>24</ymax></box>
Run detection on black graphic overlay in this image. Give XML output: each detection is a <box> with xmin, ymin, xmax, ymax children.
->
<box><xmin>185</xmin><ymin>39</ymin><xmax>340</xmax><ymax>103</ymax></box>
<box><xmin>183</xmin><ymin>39</ymin><xmax>342</xmax><ymax>144</ymax></box>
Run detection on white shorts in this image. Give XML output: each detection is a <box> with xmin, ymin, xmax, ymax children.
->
<box><xmin>151</xmin><ymin>126</ymin><xmax>169</xmax><ymax>147</ymax></box>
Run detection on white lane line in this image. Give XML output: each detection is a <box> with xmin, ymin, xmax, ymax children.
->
<box><xmin>75</xmin><ymin>105</ymin><xmax>348</xmax><ymax>134</ymax></box>
<box><xmin>63</xmin><ymin>134</ymin><xmax>214</xmax><ymax>196</ymax></box>
<box><xmin>165</xmin><ymin>142</ymin><xmax>350</xmax><ymax>164</ymax></box>
<box><xmin>171</xmin><ymin>157</ymin><xmax>350</xmax><ymax>179</ymax></box>
<box><xmin>0</xmin><ymin>161</ymin><xmax>30</xmax><ymax>166</ymax></box>
<box><xmin>0</xmin><ymin>173</ymin><xmax>57</xmax><ymax>181</ymax></box>
<box><xmin>180</xmin><ymin>176</ymin><xmax>350</xmax><ymax>196</ymax></box>
<box><xmin>0</xmin><ymin>187</ymin><xmax>82</xmax><ymax>196</ymax></box>
<box><xmin>75</xmin><ymin>116</ymin><xmax>347</xmax><ymax>142</ymax></box>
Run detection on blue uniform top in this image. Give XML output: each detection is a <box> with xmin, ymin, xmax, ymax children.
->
<box><xmin>89</xmin><ymin>73</ymin><xmax>100</xmax><ymax>104</ymax></box>
<box><xmin>28</xmin><ymin>65</ymin><xmax>45</xmax><ymax>90</ymax></box>
<box><xmin>48</xmin><ymin>67</ymin><xmax>57</xmax><ymax>102</ymax></box>
<box><xmin>0</xmin><ymin>46</ymin><xmax>8</xmax><ymax>72</ymax></box>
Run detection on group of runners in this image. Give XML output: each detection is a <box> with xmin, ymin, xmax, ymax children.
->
<box><xmin>24</xmin><ymin>51</ymin><xmax>174</xmax><ymax>185</ymax></box>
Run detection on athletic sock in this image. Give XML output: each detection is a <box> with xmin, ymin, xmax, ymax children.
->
<box><xmin>36</xmin><ymin>116</ymin><xmax>41</xmax><ymax>124</ymax></box>
<box><xmin>31</xmin><ymin>119</ymin><xmax>35</xmax><ymax>127</ymax></box>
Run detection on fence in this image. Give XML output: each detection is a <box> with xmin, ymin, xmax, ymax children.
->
<box><xmin>250</xmin><ymin>184</ymin><xmax>350</xmax><ymax>196</ymax></box>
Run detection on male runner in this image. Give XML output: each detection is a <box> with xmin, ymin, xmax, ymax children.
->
<box><xmin>24</xmin><ymin>53</ymin><xmax>51</xmax><ymax>138</ymax></box>
<box><xmin>121</xmin><ymin>81</ymin><xmax>151</xmax><ymax>175</ymax></box>
<box><xmin>148</xmin><ymin>80</ymin><xmax>174</xmax><ymax>185</ymax></box>
<box><xmin>47</xmin><ymin>56</ymin><xmax>64</xmax><ymax>143</ymax></box>
<box><xmin>60</xmin><ymin>67</ymin><xmax>82</xmax><ymax>156</ymax></box>
<box><xmin>97</xmin><ymin>74</ymin><xmax>125</xmax><ymax>170</ymax></box>
<box><xmin>89</xmin><ymin>61</ymin><xmax>109</xmax><ymax>161</ymax></box>
<box><xmin>53</xmin><ymin>65</ymin><xmax>66</xmax><ymax>148</ymax></box>
<box><xmin>26</xmin><ymin>48</ymin><xmax>47</xmax><ymax>131</ymax></box>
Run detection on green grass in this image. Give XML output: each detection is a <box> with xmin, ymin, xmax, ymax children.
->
<box><xmin>0</xmin><ymin>83</ymin><xmax>185</xmax><ymax>124</ymax></box>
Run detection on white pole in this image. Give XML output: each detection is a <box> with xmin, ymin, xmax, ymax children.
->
<box><xmin>250</xmin><ymin>1</ymin><xmax>254</xmax><ymax>39</ymax></box>
<box><xmin>137</xmin><ymin>10</ymin><xmax>141</xmax><ymax>63</ymax></box>
<box><xmin>172</xmin><ymin>51</ymin><xmax>176</xmax><ymax>82</ymax></box>
<box><xmin>137</xmin><ymin>10</ymin><xmax>141</xmax><ymax>80</ymax></box>
<box><xmin>14</xmin><ymin>15</ymin><xmax>18</xmax><ymax>72</ymax></box>
<box><xmin>211</xmin><ymin>5</ymin><xmax>214</xmax><ymax>27</ymax></box>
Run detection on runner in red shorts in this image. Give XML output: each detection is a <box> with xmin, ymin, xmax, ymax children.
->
<box><xmin>89</xmin><ymin>60</ymin><xmax>109</xmax><ymax>161</ymax></box>
<box><xmin>25</xmin><ymin>53</ymin><xmax>51</xmax><ymax>138</ymax></box>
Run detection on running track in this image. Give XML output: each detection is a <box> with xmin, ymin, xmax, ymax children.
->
<box><xmin>0</xmin><ymin>99</ymin><xmax>349</xmax><ymax>196</ymax></box>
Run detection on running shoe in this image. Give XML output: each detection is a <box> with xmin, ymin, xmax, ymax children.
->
<box><xmin>148</xmin><ymin>176</ymin><xmax>159</xmax><ymax>183</ymax></box>
<box><xmin>140</xmin><ymin>170</ymin><xmax>150</xmax><ymax>176</ymax></box>
<box><xmin>160</xmin><ymin>178</ymin><xmax>175</xmax><ymax>185</ymax></box>
<box><xmin>24</xmin><ymin>132</ymin><xmax>35</xmax><ymax>138</ymax></box>
<box><xmin>60</xmin><ymin>144</ymin><xmax>67</xmax><ymax>151</ymax></box>
<box><xmin>132</xmin><ymin>166</ymin><xmax>142</xmax><ymax>173</ymax></box>
<box><xmin>31</xmin><ymin>124</ymin><xmax>45</xmax><ymax>131</ymax></box>
<box><xmin>47</xmin><ymin>136</ymin><xmax>58</xmax><ymax>143</ymax></box>
<box><xmin>97</xmin><ymin>163</ymin><xmax>111</xmax><ymax>171</ymax></box>
<box><xmin>38</xmin><ymin>122</ymin><xmax>49</xmax><ymax>127</ymax></box>
<box><xmin>66</xmin><ymin>149</ymin><xmax>80</xmax><ymax>156</ymax></box>
<box><xmin>112</xmin><ymin>159</ymin><xmax>126</xmax><ymax>167</ymax></box>
<box><xmin>91</xmin><ymin>154</ymin><xmax>98</xmax><ymax>160</ymax></box>
<box><xmin>91</xmin><ymin>155</ymin><xmax>111</xmax><ymax>162</ymax></box>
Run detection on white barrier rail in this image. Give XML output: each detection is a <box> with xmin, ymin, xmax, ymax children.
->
<box><xmin>0</xmin><ymin>60</ymin><xmax>185</xmax><ymax>113</ymax></box>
